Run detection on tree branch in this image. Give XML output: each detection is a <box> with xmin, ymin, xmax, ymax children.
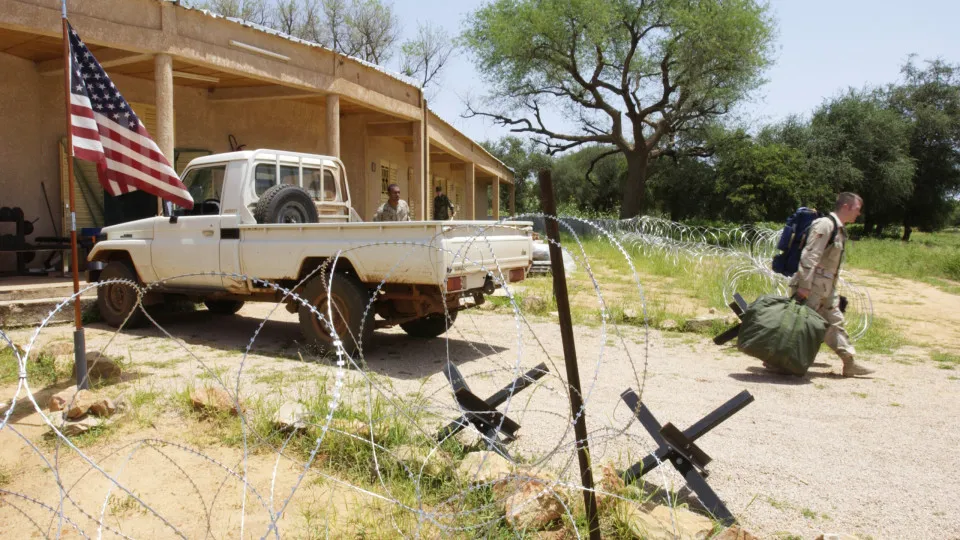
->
<box><xmin>584</xmin><ymin>148</ymin><xmax>621</xmax><ymax>186</ymax></box>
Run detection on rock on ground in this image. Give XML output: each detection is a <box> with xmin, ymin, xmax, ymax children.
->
<box><xmin>616</xmin><ymin>503</ymin><xmax>715</xmax><ymax>540</ymax></box>
<box><xmin>522</xmin><ymin>295</ymin><xmax>548</xmax><ymax>313</ymax></box>
<box><xmin>682</xmin><ymin>315</ymin><xmax>731</xmax><ymax>333</ymax></box>
<box><xmin>714</xmin><ymin>526</ymin><xmax>760</xmax><ymax>540</ymax></box>
<box><xmin>71</xmin><ymin>352</ymin><xmax>123</xmax><ymax>383</ymax></box>
<box><xmin>46</xmin><ymin>411</ymin><xmax>104</xmax><ymax>436</ymax></box>
<box><xmin>456</xmin><ymin>451</ymin><xmax>514</xmax><ymax>484</ymax></box>
<box><xmin>49</xmin><ymin>386</ymin><xmax>79</xmax><ymax>412</ymax></box>
<box><xmin>89</xmin><ymin>398</ymin><xmax>116</xmax><ymax>417</ymax></box>
<box><xmin>273</xmin><ymin>401</ymin><xmax>308</xmax><ymax>431</ymax></box>
<box><xmin>65</xmin><ymin>389</ymin><xmax>96</xmax><ymax>420</ymax></box>
<box><xmin>391</xmin><ymin>445</ymin><xmax>452</xmax><ymax>477</ymax></box>
<box><xmin>499</xmin><ymin>477</ymin><xmax>567</xmax><ymax>532</ymax></box>
<box><xmin>190</xmin><ymin>386</ymin><xmax>240</xmax><ymax>415</ymax></box>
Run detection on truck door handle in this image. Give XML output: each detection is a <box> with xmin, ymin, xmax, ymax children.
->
<box><xmin>202</xmin><ymin>230</ymin><xmax>214</xmax><ymax>237</ymax></box>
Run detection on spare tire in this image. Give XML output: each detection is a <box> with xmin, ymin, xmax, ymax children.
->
<box><xmin>254</xmin><ymin>184</ymin><xmax>319</xmax><ymax>224</ymax></box>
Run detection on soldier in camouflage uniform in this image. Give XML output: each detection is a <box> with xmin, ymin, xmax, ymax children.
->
<box><xmin>788</xmin><ymin>192</ymin><xmax>874</xmax><ymax>377</ymax></box>
<box><xmin>372</xmin><ymin>183</ymin><xmax>411</xmax><ymax>222</ymax></box>
<box><xmin>433</xmin><ymin>185</ymin><xmax>455</xmax><ymax>220</ymax></box>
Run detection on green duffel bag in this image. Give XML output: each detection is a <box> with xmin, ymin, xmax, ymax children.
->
<box><xmin>736</xmin><ymin>295</ymin><xmax>828</xmax><ymax>376</ymax></box>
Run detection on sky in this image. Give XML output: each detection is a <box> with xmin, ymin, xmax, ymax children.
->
<box><xmin>383</xmin><ymin>0</ymin><xmax>960</xmax><ymax>144</ymax></box>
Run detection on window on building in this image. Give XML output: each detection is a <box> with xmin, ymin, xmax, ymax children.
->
<box><xmin>380</xmin><ymin>161</ymin><xmax>398</xmax><ymax>204</ymax></box>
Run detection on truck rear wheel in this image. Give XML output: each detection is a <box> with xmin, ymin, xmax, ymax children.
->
<box><xmin>254</xmin><ymin>184</ymin><xmax>319</xmax><ymax>224</ymax></box>
<box><xmin>298</xmin><ymin>273</ymin><xmax>374</xmax><ymax>356</ymax></box>
<box><xmin>97</xmin><ymin>260</ymin><xmax>147</xmax><ymax>328</ymax></box>
<box><xmin>204</xmin><ymin>299</ymin><xmax>245</xmax><ymax>315</ymax></box>
<box><xmin>400</xmin><ymin>310</ymin><xmax>458</xmax><ymax>338</ymax></box>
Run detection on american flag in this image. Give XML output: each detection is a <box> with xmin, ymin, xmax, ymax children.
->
<box><xmin>67</xmin><ymin>23</ymin><xmax>193</xmax><ymax>209</ymax></box>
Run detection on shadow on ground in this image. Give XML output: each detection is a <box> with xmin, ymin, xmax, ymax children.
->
<box><xmin>89</xmin><ymin>309</ymin><xmax>508</xmax><ymax>380</ymax></box>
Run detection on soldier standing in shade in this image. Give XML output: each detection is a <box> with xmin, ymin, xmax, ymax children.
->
<box><xmin>372</xmin><ymin>183</ymin><xmax>411</xmax><ymax>222</ymax></box>
<box><xmin>787</xmin><ymin>192</ymin><xmax>874</xmax><ymax>377</ymax></box>
<box><xmin>432</xmin><ymin>185</ymin><xmax>456</xmax><ymax>221</ymax></box>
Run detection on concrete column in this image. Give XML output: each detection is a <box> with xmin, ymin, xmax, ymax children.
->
<box><xmin>509</xmin><ymin>183</ymin><xmax>515</xmax><ymax>217</ymax></box>
<box><xmin>492</xmin><ymin>177</ymin><xmax>500</xmax><ymax>221</ymax></box>
<box><xmin>411</xmin><ymin>121</ymin><xmax>424</xmax><ymax>219</ymax></box>
<box><xmin>465</xmin><ymin>162</ymin><xmax>475</xmax><ymax>220</ymax></box>
<box><xmin>154</xmin><ymin>54</ymin><xmax>175</xmax><ymax>162</ymax></box>
<box><xmin>326</xmin><ymin>94</ymin><xmax>340</xmax><ymax>157</ymax></box>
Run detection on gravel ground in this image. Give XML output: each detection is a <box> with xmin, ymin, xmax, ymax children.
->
<box><xmin>2</xmin><ymin>294</ymin><xmax>959</xmax><ymax>538</ymax></box>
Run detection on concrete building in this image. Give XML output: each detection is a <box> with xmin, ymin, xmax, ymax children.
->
<box><xmin>0</xmin><ymin>0</ymin><xmax>515</xmax><ymax>274</ymax></box>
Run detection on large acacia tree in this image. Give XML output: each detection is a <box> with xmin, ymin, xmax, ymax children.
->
<box><xmin>462</xmin><ymin>0</ymin><xmax>776</xmax><ymax>217</ymax></box>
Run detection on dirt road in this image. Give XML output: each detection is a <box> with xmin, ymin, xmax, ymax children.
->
<box><xmin>1</xmin><ymin>278</ymin><xmax>958</xmax><ymax>538</ymax></box>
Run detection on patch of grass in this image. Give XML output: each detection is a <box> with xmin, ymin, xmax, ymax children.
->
<box><xmin>254</xmin><ymin>369</ymin><xmax>288</xmax><ymax>386</ymax></box>
<box><xmin>932</xmin><ymin>351</ymin><xmax>960</xmax><ymax>370</ymax></box>
<box><xmin>846</xmin><ymin>230</ymin><xmax>960</xmax><ymax>289</ymax></box>
<box><xmin>196</xmin><ymin>364</ymin><xmax>230</xmax><ymax>382</ymax></box>
<box><xmin>129</xmin><ymin>387</ymin><xmax>163</xmax><ymax>428</ymax></box>
<box><xmin>65</xmin><ymin>421</ymin><xmax>118</xmax><ymax>448</ymax></box>
<box><xmin>801</xmin><ymin>507</ymin><xmax>818</xmax><ymax>519</ymax></box>
<box><xmin>856</xmin><ymin>317</ymin><xmax>907</xmax><ymax>355</ymax></box>
<box><xmin>0</xmin><ymin>464</ymin><xmax>11</xmax><ymax>487</ymax></box>
<box><xmin>0</xmin><ymin>347</ymin><xmax>68</xmax><ymax>386</ymax></box>
<box><xmin>890</xmin><ymin>402</ymin><xmax>903</xmax><ymax>407</ymax></box>
<box><xmin>766</xmin><ymin>496</ymin><xmax>788</xmax><ymax>510</ymax></box>
<box><xmin>852</xmin><ymin>392</ymin><xmax>868</xmax><ymax>399</ymax></box>
<box><xmin>108</xmin><ymin>492</ymin><xmax>146</xmax><ymax>516</ymax></box>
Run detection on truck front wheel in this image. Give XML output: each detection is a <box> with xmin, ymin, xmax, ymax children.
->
<box><xmin>96</xmin><ymin>260</ymin><xmax>146</xmax><ymax>328</ymax></box>
<box><xmin>400</xmin><ymin>311</ymin><xmax>458</xmax><ymax>338</ymax></box>
<box><xmin>298</xmin><ymin>273</ymin><xmax>374</xmax><ymax>356</ymax></box>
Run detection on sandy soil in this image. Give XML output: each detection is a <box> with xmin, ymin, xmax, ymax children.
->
<box><xmin>852</xmin><ymin>269</ymin><xmax>960</xmax><ymax>350</ymax></box>
<box><xmin>1</xmin><ymin>276</ymin><xmax>958</xmax><ymax>538</ymax></box>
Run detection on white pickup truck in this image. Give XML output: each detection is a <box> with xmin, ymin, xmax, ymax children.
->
<box><xmin>87</xmin><ymin>149</ymin><xmax>534</xmax><ymax>354</ymax></box>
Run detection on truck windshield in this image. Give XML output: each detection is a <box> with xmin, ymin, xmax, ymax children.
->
<box><xmin>175</xmin><ymin>165</ymin><xmax>227</xmax><ymax>216</ymax></box>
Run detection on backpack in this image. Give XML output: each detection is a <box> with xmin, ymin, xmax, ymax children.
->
<box><xmin>771</xmin><ymin>208</ymin><xmax>838</xmax><ymax>277</ymax></box>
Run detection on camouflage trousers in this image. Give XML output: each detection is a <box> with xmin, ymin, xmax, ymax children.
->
<box><xmin>791</xmin><ymin>275</ymin><xmax>856</xmax><ymax>362</ymax></box>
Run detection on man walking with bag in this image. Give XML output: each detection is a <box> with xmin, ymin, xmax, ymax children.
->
<box><xmin>789</xmin><ymin>192</ymin><xmax>874</xmax><ymax>377</ymax></box>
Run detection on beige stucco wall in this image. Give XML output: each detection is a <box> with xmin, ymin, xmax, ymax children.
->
<box><xmin>363</xmin><ymin>135</ymin><xmax>411</xmax><ymax>220</ymax></box>
<box><xmin>0</xmin><ymin>53</ymin><xmax>48</xmax><ymax>271</ymax></box>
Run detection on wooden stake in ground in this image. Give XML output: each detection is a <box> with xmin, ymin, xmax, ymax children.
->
<box><xmin>538</xmin><ymin>168</ymin><xmax>600</xmax><ymax>539</ymax></box>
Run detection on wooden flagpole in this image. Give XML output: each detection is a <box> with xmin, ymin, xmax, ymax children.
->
<box><xmin>61</xmin><ymin>1</ymin><xmax>88</xmax><ymax>390</ymax></box>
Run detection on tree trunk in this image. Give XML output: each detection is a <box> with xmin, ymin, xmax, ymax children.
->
<box><xmin>620</xmin><ymin>152</ymin><xmax>648</xmax><ymax>218</ymax></box>
<box><xmin>863</xmin><ymin>218</ymin><xmax>875</xmax><ymax>237</ymax></box>
<box><xmin>902</xmin><ymin>224</ymin><xmax>912</xmax><ymax>242</ymax></box>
